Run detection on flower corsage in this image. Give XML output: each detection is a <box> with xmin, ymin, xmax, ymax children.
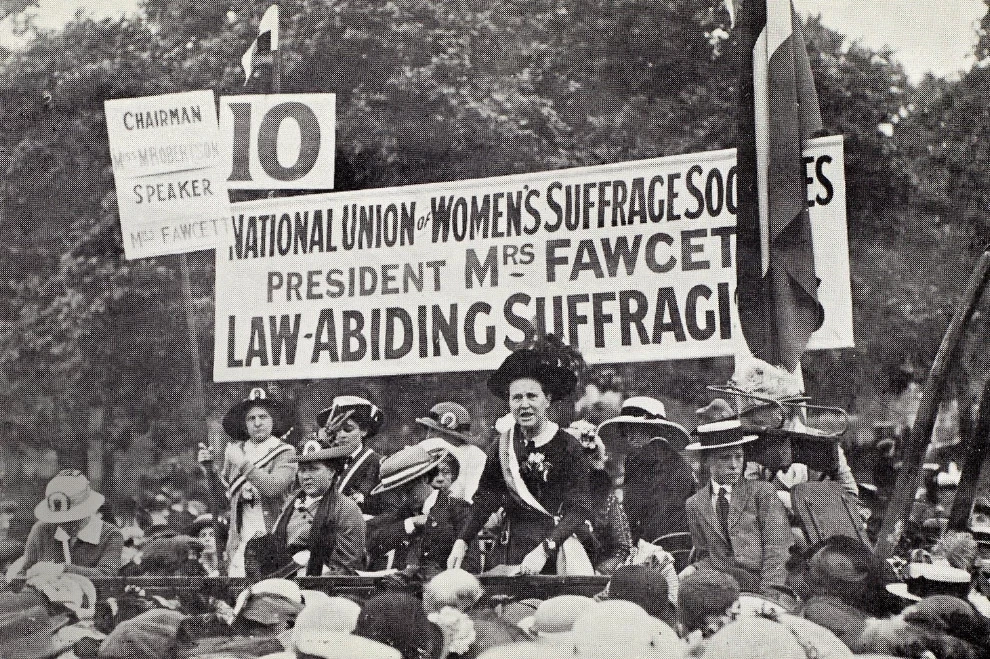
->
<box><xmin>428</xmin><ymin>606</ymin><xmax>476</xmax><ymax>657</ymax></box>
<box><xmin>521</xmin><ymin>452</ymin><xmax>551</xmax><ymax>482</ymax></box>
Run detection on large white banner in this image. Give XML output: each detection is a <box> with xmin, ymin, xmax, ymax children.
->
<box><xmin>214</xmin><ymin>135</ymin><xmax>852</xmax><ymax>381</ymax></box>
<box><xmin>105</xmin><ymin>91</ymin><xmax>230</xmax><ymax>259</ymax></box>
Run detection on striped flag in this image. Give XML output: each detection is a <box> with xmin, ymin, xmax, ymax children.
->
<box><xmin>735</xmin><ymin>0</ymin><xmax>824</xmax><ymax>373</ymax></box>
<box><xmin>241</xmin><ymin>4</ymin><xmax>279</xmax><ymax>86</ymax></box>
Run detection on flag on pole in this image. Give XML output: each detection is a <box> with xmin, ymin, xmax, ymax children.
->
<box><xmin>735</xmin><ymin>0</ymin><xmax>824</xmax><ymax>373</ymax></box>
<box><xmin>242</xmin><ymin>4</ymin><xmax>279</xmax><ymax>86</ymax></box>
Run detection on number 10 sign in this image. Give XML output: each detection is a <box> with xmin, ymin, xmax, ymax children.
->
<box><xmin>220</xmin><ymin>94</ymin><xmax>335</xmax><ymax>190</ymax></box>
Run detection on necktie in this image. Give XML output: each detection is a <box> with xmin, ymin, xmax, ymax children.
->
<box><xmin>54</xmin><ymin>526</ymin><xmax>73</xmax><ymax>565</ymax></box>
<box><xmin>716</xmin><ymin>487</ymin><xmax>733</xmax><ymax>556</ymax></box>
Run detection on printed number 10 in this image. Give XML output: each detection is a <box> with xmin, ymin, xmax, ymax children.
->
<box><xmin>227</xmin><ymin>101</ymin><xmax>322</xmax><ymax>182</ymax></box>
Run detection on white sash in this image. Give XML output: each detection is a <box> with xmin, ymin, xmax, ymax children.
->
<box><xmin>226</xmin><ymin>442</ymin><xmax>294</xmax><ymax>501</ymax></box>
<box><xmin>498</xmin><ymin>424</ymin><xmax>556</xmax><ymax>518</ymax></box>
<box><xmin>337</xmin><ymin>446</ymin><xmax>375</xmax><ymax>494</ymax></box>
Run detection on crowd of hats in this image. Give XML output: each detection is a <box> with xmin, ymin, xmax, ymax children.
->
<box><xmin>6</xmin><ymin>552</ymin><xmax>990</xmax><ymax>659</ymax></box>
<box><xmin>9</xmin><ymin>348</ymin><xmax>990</xmax><ymax>659</ymax></box>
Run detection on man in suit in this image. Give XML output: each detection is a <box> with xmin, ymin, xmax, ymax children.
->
<box><xmin>684</xmin><ymin>399</ymin><xmax>792</xmax><ymax>598</ymax></box>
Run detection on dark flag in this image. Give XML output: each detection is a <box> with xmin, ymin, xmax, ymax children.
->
<box><xmin>736</xmin><ymin>0</ymin><xmax>824</xmax><ymax>372</ymax></box>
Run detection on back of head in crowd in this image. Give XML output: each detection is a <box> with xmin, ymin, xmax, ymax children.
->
<box><xmin>678</xmin><ymin>569</ymin><xmax>741</xmax><ymax>636</ymax></box>
<box><xmin>424</xmin><ymin>569</ymin><xmax>483</xmax><ymax>614</ymax></box>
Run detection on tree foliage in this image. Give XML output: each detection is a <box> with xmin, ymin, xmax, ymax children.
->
<box><xmin>0</xmin><ymin>0</ymin><xmax>987</xmax><ymax>477</ymax></box>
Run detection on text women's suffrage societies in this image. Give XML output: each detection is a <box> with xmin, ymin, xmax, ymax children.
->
<box><xmin>213</xmin><ymin>136</ymin><xmax>851</xmax><ymax>381</ymax></box>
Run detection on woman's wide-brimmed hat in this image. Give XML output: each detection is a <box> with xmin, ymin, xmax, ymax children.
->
<box><xmin>596</xmin><ymin>396</ymin><xmax>692</xmax><ymax>452</ymax></box>
<box><xmin>291</xmin><ymin>436</ymin><xmax>355</xmax><ymax>464</ymax></box>
<box><xmin>34</xmin><ymin>470</ymin><xmax>105</xmax><ymax>524</ymax></box>
<box><xmin>518</xmin><ymin>594</ymin><xmax>595</xmax><ymax>643</ymax></box>
<box><xmin>222</xmin><ymin>387</ymin><xmax>289</xmax><ymax>442</ymax></box>
<box><xmin>487</xmin><ymin>335</ymin><xmax>583</xmax><ymax>401</ymax></box>
<box><xmin>416</xmin><ymin>401</ymin><xmax>474</xmax><ymax>444</ymax></box>
<box><xmin>885</xmin><ymin>563</ymin><xmax>973</xmax><ymax>601</ymax></box>
<box><xmin>684</xmin><ymin>399</ymin><xmax>759</xmax><ymax>452</ymax></box>
<box><xmin>185</xmin><ymin>513</ymin><xmax>229</xmax><ymax>547</ymax></box>
<box><xmin>370</xmin><ymin>445</ymin><xmax>446</xmax><ymax>495</ymax></box>
<box><xmin>316</xmin><ymin>395</ymin><xmax>384</xmax><ymax>438</ymax></box>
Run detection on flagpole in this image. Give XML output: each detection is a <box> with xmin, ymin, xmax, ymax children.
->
<box><xmin>875</xmin><ymin>246</ymin><xmax>990</xmax><ymax>561</ymax></box>
<box><xmin>268</xmin><ymin>3</ymin><xmax>281</xmax><ymax>200</ymax></box>
<box><xmin>178</xmin><ymin>252</ymin><xmax>210</xmax><ymax>445</ymax></box>
<box><xmin>271</xmin><ymin>2</ymin><xmax>281</xmax><ymax>95</ymax></box>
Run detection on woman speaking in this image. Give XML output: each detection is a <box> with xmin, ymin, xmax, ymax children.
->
<box><xmin>448</xmin><ymin>337</ymin><xmax>593</xmax><ymax>575</ymax></box>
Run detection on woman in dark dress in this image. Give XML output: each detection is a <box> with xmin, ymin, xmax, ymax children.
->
<box><xmin>448</xmin><ymin>337</ymin><xmax>593</xmax><ymax>574</ymax></box>
<box><xmin>597</xmin><ymin>396</ymin><xmax>695</xmax><ymax>545</ymax></box>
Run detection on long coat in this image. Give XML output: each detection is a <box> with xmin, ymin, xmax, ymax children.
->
<box><xmin>211</xmin><ymin>439</ymin><xmax>297</xmax><ymax>565</ymax></box>
<box><xmin>255</xmin><ymin>488</ymin><xmax>366</xmax><ymax>576</ymax></box>
<box><xmin>623</xmin><ymin>439</ymin><xmax>695</xmax><ymax>542</ymax></box>
<box><xmin>685</xmin><ymin>478</ymin><xmax>792</xmax><ymax>595</ymax></box>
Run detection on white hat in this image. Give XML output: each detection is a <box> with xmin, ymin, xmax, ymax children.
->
<box><xmin>294</xmin><ymin>630</ymin><xmax>400</xmax><ymax>659</ymax></box>
<box><xmin>597</xmin><ymin>396</ymin><xmax>692</xmax><ymax>452</ymax></box>
<box><xmin>294</xmin><ymin>597</ymin><xmax>362</xmax><ymax>642</ymax></box>
<box><xmin>684</xmin><ymin>399</ymin><xmax>759</xmax><ymax>452</ymax></box>
<box><xmin>571</xmin><ymin>600</ymin><xmax>683</xmax><ymax>658</ymax></box>
<box><xmin>34</xmin><ymin>470</ymin><xmax>105</xmax><ymax>524</ymax></box>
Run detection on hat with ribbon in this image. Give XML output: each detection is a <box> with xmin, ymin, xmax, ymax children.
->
<box><xmin>684</xmin><ymin>399</ymin><xmax>759</xmax><ymax>452</ymax></box>
<box><xmin>233</xmin><ymin>578</ymin><xmax>305</xmax><ymax>626</ymax></box>
<box><xmin>885</xmin><ymin>563</ymin><xmax>973</xmax><ymax>601</ymax></box>
<box><xmin>416</xmin><ymin>402</ymin><xmax>474</xmax><ymax>444</ymax></box>
<box><xmin>487</xmin><ymin>335</ymin><xmax>583</xmax><ymax>401</ymax></box>
<box><xmin>222</xmin><ymin>387</ymin><xmax>290</xmax><ymax>442</ymax></box>
<box><xmin>34</xmin><ymin>469</ymin><xmax>105</xmax><ymax>524</ymax></box>
<box><xmin>316</xmin><ymin>395</ymin><xmax>384</xmax><ymax>438</ymax></box>
<box><xmin>596</xmin><ymin>396</ymin><xmax>692</xmax><ymax>452</ymax></box>
<box><xmin>371</xmin><ymin>444</ymin><xmax>447</xmax><ymax>496</ymax></box>
<box><xmin>291</xmin><ymin>435</ymin><xmax>355</xmax><ymax>464</ymax></box>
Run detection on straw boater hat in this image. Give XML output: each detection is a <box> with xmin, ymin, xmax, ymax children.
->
<box><xmin>596</xmin><ymin>396</ymin><xmax>692</xmax><ymax>452</ymax></box>
<box><xmin>416</xmin><ymin>402</ymin><xmax>474</xmax><ymax>444</ymax></box>
<box><xmin>315</xmin><ymin>395</ymin><xmax>384</xmax><ymax>437</ymax></box>
<box><xmin>885</xmin><ymin>563</ymin><xmax>973</xmax><ymax>601</ymax></box>
<box><xmin>517</xmin><ymin>594</ymin><xmax>595</xmax><ymax>643</ymax></box>
<box><xmin>370</xmin><ymin>445</ymin><xmax>447</xmax><ymax>496</ymax></box>
<box><xmin>684</xmin><ymin>399</ymin><xmax>759</xmax><ymax>452</ymax></box>
<box><xmin>222</xmin><ymin>387</ymin><xmax>289</xmax><ymax>441</ymax></box>
<box><xmin>34</xmin><ymin>470</ymin><xmax>105</xmax><ymax>524</ymax></box>
<box><xmin>487</xmin><ymin>335</ymin><xmax>583</xmax><ymax>401</ymax></box>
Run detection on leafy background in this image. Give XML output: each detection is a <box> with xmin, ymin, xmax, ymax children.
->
<box><xmin>1</xmin><ymin>0</ymin><xmax>988</xmax><ymax>512</ymax></box>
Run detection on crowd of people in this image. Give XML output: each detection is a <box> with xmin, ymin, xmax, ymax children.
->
<box><xmin>1</xmin><ymin>338</ymin><xmax>989</xmax><ymax>658</ymax></box>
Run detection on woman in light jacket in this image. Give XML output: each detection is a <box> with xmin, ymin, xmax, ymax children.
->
<box><xmin>199</xmin><ymin>387</ymin><xmax>297</xmax><ymax>577</ymax></box>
